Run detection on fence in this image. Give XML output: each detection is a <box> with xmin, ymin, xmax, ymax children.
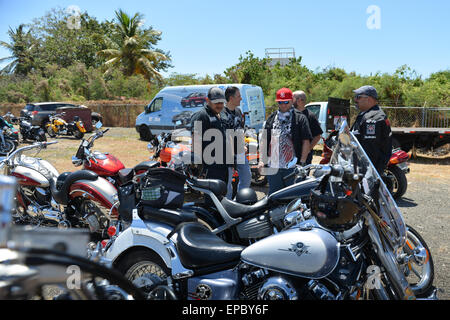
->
<box><xmin>347</xmin><ymin>106</ymin><xmax>450</xmax><ymax>128</ymax></box>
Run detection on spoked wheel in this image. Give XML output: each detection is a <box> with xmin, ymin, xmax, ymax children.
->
<box><xmin>117</xmin><ymin>250</ymin><xmax>171</xmax><ymax>298</ymax></box>
<box><xmin>384</xmin><ymin>166</ymin><xmax>407</xmax><ymax>199</ymax></box>
<box><xmin>402</xmin><ymin>225</ymin><xmax>435</xmax><ymax>297</ymax></box>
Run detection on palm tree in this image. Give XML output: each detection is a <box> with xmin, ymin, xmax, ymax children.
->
<box><xmin>0</xmin><ymin>24</ymin><xmax>37</xmax><ymax>75</ymax></box>
<box><xmin>98</xmin><ymin>9</ymin><xmax>170</xmax><ymax>82</ymax></box>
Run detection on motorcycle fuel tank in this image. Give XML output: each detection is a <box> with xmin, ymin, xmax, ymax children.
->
<box><xmin>11</xmin><ymin>158</ymin><xmax>59</xmax><ymax>187</ymax></box>
<box><xmin>241</xmin><ymin>227</ymin><xmax>340</xmax><ymax>279</ymax></box>
<box><xmin>84</xmin><ymin>152</ymin><xmax>125</xmax><ymax>176</ymax></box>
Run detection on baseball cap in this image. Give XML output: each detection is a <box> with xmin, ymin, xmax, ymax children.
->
<box><xmin>353</xmin><ymin>85</ymin><xmax>378</xmax><ymax>99</ymax></box>
<box><xmin>276</xmin><ymin>88</ymin><xmax>293</xmax><ymax>102</ymax></box>
<box><xmin>207</xmin><ymin>87</ymin><xmax>227</xmax><ymax>104</ymax></box>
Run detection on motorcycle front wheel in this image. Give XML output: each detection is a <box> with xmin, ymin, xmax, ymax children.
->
<box><xmin>403</xmin><ymin>225</ymin><xmax>435</xmax><ymax>297</ymax></box>
<box><xmin>46</xmin><ymin>125</ymin><xmax>57</xmax><ymax>138</ymax></box>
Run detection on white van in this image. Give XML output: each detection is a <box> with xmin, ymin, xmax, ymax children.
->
<box><xmin>135</xmin><ymin>84</ymin><xmax>266</xmax><ymax>140</ymax></box>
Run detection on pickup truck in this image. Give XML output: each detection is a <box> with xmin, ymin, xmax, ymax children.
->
<box><xmin>306</xmin><ymin>98</ymin><xmax>450</xmax><ymax>154</ymax></box>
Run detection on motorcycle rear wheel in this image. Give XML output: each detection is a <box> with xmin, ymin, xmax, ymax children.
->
<box><xmin>384</xmin><ymin>166</ymin><xmax>407</xmax><ymax>199</ymax></box>
<box><xmin>116</xmin><ymin>250</ymin><xmax>169</xmax><ymax>296</ymax></box>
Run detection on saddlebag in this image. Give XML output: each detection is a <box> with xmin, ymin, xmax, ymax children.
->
<box><xmin>138</xmin><ymin>167</ymin><xmax>186</xmax><ymax>209</ymax></box>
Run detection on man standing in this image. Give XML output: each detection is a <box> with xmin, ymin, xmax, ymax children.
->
<box><xmin>222</xmin><ymin>86</ymin><xmax>252</xmax><ymax>199</ymax></box>
<box><xmin>259</xmin><ymin>88</ymin><xmax>312</xmax><ymax>194</ymax></box>
<box><xmin>190</xmin><ymin>87</ymin><xmax>229</xmax><ymax>187</ymax></box>
<box><xmin>293</xmin><ymin>90</ymin><xmax>323</xmax><ymax>165</ymax></box>
<box><xmin>351</xmin><ymin>85</ymin><xmax>392</xmax><ymax>174</ymax></box>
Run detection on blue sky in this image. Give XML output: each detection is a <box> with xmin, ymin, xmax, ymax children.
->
<box><xmin>0</xmin><ymin>0</ymin><xmax>449</xmax><ymax>78</ymax></box>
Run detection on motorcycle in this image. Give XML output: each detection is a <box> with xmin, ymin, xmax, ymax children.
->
<box><xmin>5</xmin><ymin>112</ymin><xmax>47</xmax><ymax>143</ymax></box>
<box><xmin>0</xmin><ymin>114</ymin><xmax>19</xmax><ymax>156</ymax></box>
<box><xmin>71</xmin><ymin>122</ymin><xmax>158</xmax><ymax>188</ymax></box>
<box><xmin>0</xmin><ymin>175</ymin><xmax>145</xmax><ymax>300</ymax></box>
<box><xmin>320</xmin><ymin>130</ymin><xmax>410</xmax><ymax>199</ymax></box>
<box><xmin>46</xmin><ymin>113</ymin><xmax>86</xmax><ymax>139</ymax></box>
<box><xmin>99</xmin><ymin>120</ymin><xmax>438</xmax><ymax>300</ymax></box>
<box><xmin>0</xmin><ymin>141</ymin><xmax>120</xmax><ymax>239</ymax></box>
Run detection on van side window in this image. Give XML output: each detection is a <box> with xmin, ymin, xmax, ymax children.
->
<box><xmin>146</xmin><ymin>98</ymin><xmax>163</xmax><ymax>113</ymax></box>
<box><xmin>306</xmin><ymin>105</ymin><xmax>321</xmax><ymax>118</ymax></box>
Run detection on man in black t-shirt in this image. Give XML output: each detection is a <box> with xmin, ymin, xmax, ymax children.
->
<box><xmin>293</xmin><ymin>91</ymin><xmax>323</xmax><ymax>165</ymax></box>
<box><xmin>221</xmin><ymin>86</ymin><xmax>251</xmax><ymax>199</ymax></box>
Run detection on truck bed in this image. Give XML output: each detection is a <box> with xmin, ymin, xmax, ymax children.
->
<box><xmin>392</xmin><ymin>127</ymin><xmax>450</xmax><ymax>134</ymax></box>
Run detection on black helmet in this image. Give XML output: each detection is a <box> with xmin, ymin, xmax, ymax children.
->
<box><xmin>235</xmin><ymin>188</ymin><xmax>258</xmax><ymax>205</ymax></box>
<box><xmin>309</xmin><ymin>188</ymin><xmax>362</xmax><ymax>231</ymax></box>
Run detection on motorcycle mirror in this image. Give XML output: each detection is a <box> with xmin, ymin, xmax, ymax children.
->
<box><xmin>147</xmin><ymin>142</ymin><xmax>156</xmax><ymax>153</ymax></box>
<box><xmin>95</xmin><ymin>121</ymin><xmax>103</xmax><ymax>130</ymax></box>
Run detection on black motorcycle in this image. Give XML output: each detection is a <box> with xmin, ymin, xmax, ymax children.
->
<box><xmin>5</xmin><ymin>112</ymin><xmax>47</xmax><ymax>143</ymax></box>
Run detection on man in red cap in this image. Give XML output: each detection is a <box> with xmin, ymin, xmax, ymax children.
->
<box><xmin>258</xmin><ymin>88</ymin><xmax>312</xmax><ymax>194</ymax></box>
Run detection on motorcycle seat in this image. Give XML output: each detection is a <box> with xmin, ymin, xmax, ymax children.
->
<box><xmin>118</xmin><ymin>168</ymin><xmax>134</xmax><ymax>185</ymax></box>
<box><xmin>51</xmin><ymin>170</ymin><xmax>99</xmax><ymax>205</ymax></box>
<box><xmin>221</xmin><ymin>197</ymin><xmax>269</xmax><ymax>219</ymax></box>
<box><xmin>133</xmin><ymin>160</ymin><xmax>159</xmax><ymax>173</ymax></box>
<box><xmin>173</xmin><ymin>222</ymin><xmax>244</xmax><ymax>270</ymax></box>
<box><xmin>139</xmin><ymin>205</ymin><xmax>197</xmax><ymax>227</ymax></box>
<box><xmin>191</xmin><ymin>178</ymin><xmax>227</xmax><ymax>198</ymax></box>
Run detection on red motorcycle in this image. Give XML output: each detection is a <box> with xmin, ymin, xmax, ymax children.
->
<box><xmin>320</xmin><ymin>131</ymin><xmax>410</xmax><ymax>199</ymax></box>
<box><xmin>71</xmin><ymin>126</ymin><xmax>157</xmax><ymax>188</ymax></box>
<box><xmin>0</xmin><ymin>141</ymin><xmax>119</xmax><ymax>239</ymax></box>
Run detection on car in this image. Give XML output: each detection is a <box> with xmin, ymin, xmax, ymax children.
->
<box><xmin>135</xmin><ymin>84</ymin><xmax>266</xmax><ymax>141</ymax></box>
<box><xmin>20</xmin><ymin>102</ymin><xmax>103</xmax><ymax>129</ymax></box>
<box><xmin>180</xmin><ymin>92</ymin><xmax>207</xmax><ymax>108</ymax></box>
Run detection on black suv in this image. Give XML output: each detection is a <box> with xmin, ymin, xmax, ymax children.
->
<box><xmin>20</xmin><ymin>102</ymin><xmax>102</xmax><ymax>127</ymax></box>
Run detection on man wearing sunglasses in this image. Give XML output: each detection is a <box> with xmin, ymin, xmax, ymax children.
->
<box><xmin>259</xmin><ymin>88</ymin><xmax>312</xmax><ymax>194</ymax></box>
<box><xmin>351</xmin><ymin>85</ymin><xmax>392</xmax><ymax>174</ymax></box>
<box><xmin>293</xmin><ymin>90</ymin><xmax>323</xmax><ymax>165</ymax></box>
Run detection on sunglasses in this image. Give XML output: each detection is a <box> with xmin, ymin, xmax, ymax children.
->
<box><xmin>354</xmin><ymin>94</ymin><xmax>369</xmax><ymax>100</ymax></box>
<box><xmin>277</xmin><ymin>101</ymin><xmax>290</xmax><ymax>104</ymax></box>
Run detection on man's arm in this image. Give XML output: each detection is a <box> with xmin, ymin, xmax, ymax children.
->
<box><xmin>301</xmin><ymin>139</ymin><xmax>311</xmax><ymax>164</ymax></box>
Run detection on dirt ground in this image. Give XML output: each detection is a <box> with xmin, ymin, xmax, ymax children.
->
<box><xmin>12</xmin><ymin>127</ymin><xmax>450</xmax><ymax>300</ymax></box>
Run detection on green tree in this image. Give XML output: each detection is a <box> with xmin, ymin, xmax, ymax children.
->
<box><xmin>98</xmin><ymin>9</ymin><xmax>172</xmax><ymax>82</ymax></box>
<box><xmin>0</xmin><ymin>24</ymin><xmax>38</xmax><ymax>75</ymax></box>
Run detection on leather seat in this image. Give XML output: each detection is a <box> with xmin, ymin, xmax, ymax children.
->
<box><xmin>221</xmin><ymin>197</ymin><xmax>269</xmax><ymax>219</ymax></box>
<box><xmin>174</xmin><ymin>222</ymin><xmax>244</xmax><ymax>269</ymax></box>
<box><xmin>139</xmin><ymin>206</ymin><xmax>197</xmax><ymax>227</ymax></box>
<box><xmin>118</xmin><ymin>168</ymin><xmax>134</xmax><ymax>184</ymax></box>
<box><xmin>192</xmin><ymin>178</ymin><xmax>227</xmax><ymax>197</ymax></box>
<box><xmin>133</xmin><ymin>160</ymin><xmax>159</xmax><ymax>173</ymax></box>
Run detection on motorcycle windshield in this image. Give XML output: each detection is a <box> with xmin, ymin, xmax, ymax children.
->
<box><xmin>329</xmin><ymin>120</ymin><xmax>406</xmax><ymax>250</ymax></box>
